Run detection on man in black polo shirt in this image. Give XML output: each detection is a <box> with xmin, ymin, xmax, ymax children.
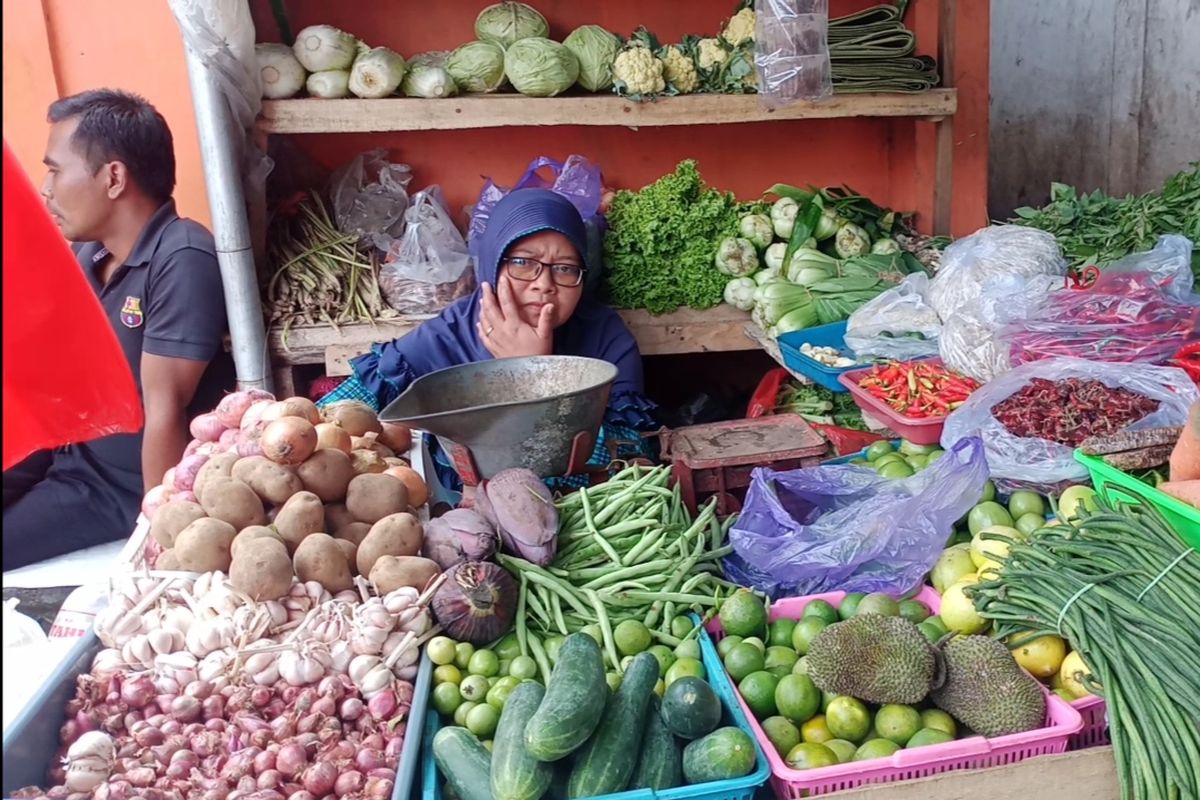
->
<box><xmin>2</xmin><ymin>89</ymin><xmax>234</xmax><ymax>570</ymax></box>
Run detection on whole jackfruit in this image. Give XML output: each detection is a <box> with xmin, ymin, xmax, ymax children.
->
<box><xmin>931</xmin><ymin>635</ymin><xmax>1047</xmax><ymax>737</ymax></box>
<box><xmin>805</xmin><ymin>615</ymin><xmax>939</xmax><ymax>705</ymax></box>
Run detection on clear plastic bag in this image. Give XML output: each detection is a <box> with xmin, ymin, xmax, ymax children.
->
<box><xmin>844</xmin><ymin>273</ymin><xmax>941</xmax><ymax>360</ymax></box>
<box><xmin>754</xmin><ymin>0</ymin><xmax>833</xmax><ymax>106</ymax></box>
<box><xmin>941</xmin><ymin>357</ymin><xmax>1200</xmax><ymax>490</ymax></box>
<box><xmin>723</xmin><ymin>437</ymin><xmax>989</xmax><ymax>599</ymax></box>
<box><xmin>330</xmin><ymin>149</ymin><xmax>414</xmax><ymax>253</ymax></box>
<box><xmin>1098</xmin><ymin>234</ymin><xmax>1196</xmax><ymax>299</ymax></box>
<box><xmin>378</xmin><ymin>186</ymin><xmax>474</xmax><ymax>315</ymax></box>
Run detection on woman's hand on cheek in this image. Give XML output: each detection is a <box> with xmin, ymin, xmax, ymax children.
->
<box><xmin>478</xmin><ymin>277</ymin><xmax>554</xmax><ymax>359</ymax></box>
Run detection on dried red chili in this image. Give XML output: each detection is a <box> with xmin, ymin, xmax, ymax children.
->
<box><xmin>991</xmin><ymin>377</ymin><xmax>1160</xmax><ymax>447</ymax></box>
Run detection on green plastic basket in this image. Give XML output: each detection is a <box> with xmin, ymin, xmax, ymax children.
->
<box><xmin>1073</xmin><ymin>449</ymin><xmax>1200</xmax><ymax>548</ymax></box>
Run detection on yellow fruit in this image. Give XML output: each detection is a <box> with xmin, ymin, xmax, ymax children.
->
<box><xmin>1059</xmin><ymin>485</ymin><xmax>1098</xmax><ymax>525</ymax></box>
<box><xmin>969</xmin><ymin>526</ymin><xmax>1020</xmax><ymax>569</ymax></box>
<box><xmin>1060</xmin><ymin>651</ymin><xmax>1096</xmax><ymax>699</ymax></box>
<box><xmin>931</xmin><ymin>546</ymin><xmax>977</xmax><ymax>594</ymax></box>
<box><xmin>939</xmin><ymin>576</ymin><xmax>989</xmax><ymax>635</ymax></box>
<box><xmin>1008</xmin><ymin>634</ymin><xmax>1067</xmax><ymax>680</ymax></box>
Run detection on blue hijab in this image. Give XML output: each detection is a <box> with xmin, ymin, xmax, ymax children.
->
<box><xmin>351</xmin><ymin>188</ymin><xmax>654</xmax><ymax>426</ymax></box>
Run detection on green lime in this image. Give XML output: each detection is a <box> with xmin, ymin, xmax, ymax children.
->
<box><xmin>920</xmin><ymin>709</ymin><xmax>957</xmax><ymax>737</ymax></box>
<box><xmin>646</xmin><ymin>645</ymin><xmax>676</xmax><ymax>677</ymax></box>
<box><xmin>907</xmin><ymin>728</ymin><xmax>955</xmax><ymax>748</ymax></box>
<box><xmin>856</xmin><ymin>593</ymin><xmax>900</xmax><ymax>617</ymax></box>
<box><xmin>968</xmin><ymin>501</ymin><xmax>1014</xmax><ymax>535</ymax></box>
<box><xmin>839</xmin><ymin>593</ymin><xmax>865</xmax><ymax>619</ymax></box>
<box><xmin>487</xmin><ymin>676</ymin><xmax>500</xmax><ymax>688</ymax></box>
<box><xmin>433</xmin><ymin>664</ymin><xmax>463</xmax><ymax>686</ymax></box>
<box><xmin>981</xmin><ymin>480</ymin><xmax>997</xmax><ymax>503</ymax></box>
<box><xmin>775</xmin><ymin>674</ymin><xmax>821</xmax><ymax>724</ymax></box>
<box><xmin>739</xmin><ymin>671</ymin><xmax>780</xmax><ymax>719</ymax></box>
<box><xmin>723</xmin><ymin>643</ymin><xmax>765</xmax><ymax>683</ymax></box>
<box><xmin>878</xmin><ymin>461</ymin><xmax>914</xmax><ymax>479</ymax></box>
<box><xmin>507</xmin><ymin>655</ymin><xmax>538</xmax><ymax>681</ymax></box>
<box><xmin>821</xmin><ymin>690</ymin><xmax>838</xmax><ymax>713</ymax></box>
<box><xmin>654</xmin><ymin>678</ymin><xmax>666</xmax><ymax>698</ymax></box>
<box><xmin>800</xmin><ymin>714</ymin><xmax>832</xmax><ymax>743</ymax></box>
<box><xmin>486</xmin><ymin>679</ymin><xmax>518</xmax><ymax>710</ymax></box>
<box><xmin>498</xmin><ymin>659</ymin><xmax>512</xmax><ymax>676</ymax></box>
<box><xmin>742</xmin><ymin>637</ymin><xmax>766</xmax><ymax>653</ymax></box>
<box><xmin>719</xmin><ymin>589</ymin><xmax>768</xmax><ymax>639</ymax></box>
<box><xmin>1008</xmin><ymin>490</ymin><xmax>1046</xmax><ymax>520</ymax></box>
<box><xmin>823</xmin><ymin>738</ymin><xmax>858</xmax><ymax>763</ymax></box>
<box><xmin>493</xmin><ymin>633</ymin><xmax>522</xmax><ymax>661</ymax></box>
<box><xmin>826</xmin><ymin>696</ymin><xmax>872</xmax><ymax>743</ymax></box>
<box><xmin>791</xmin><ymin>618</ymin><xmax>828</xmax><ymax>655</ymax></box>
<box><xmin>665</xmin><ymin>657</ymin><xmax>706</xmax><ymax>686</ymax></box>
<box><xmin>620</xmin><ymin>655</ymin><xmax>637</xmax><ymax>673</ymax></box>
<box><xmin>1015</xmin><ymin>512</ymin><xmax>1045</xmax><ymax>537</ymax></box>
<box><xmin>792</xmin><ymin>656</ymin><xmax>809</xmax><ymax>676</ymax></box>
<box><xmin>926</xmin><ymin>449</ymin><xmax>947</xmax><ymax>464</ymax></box>
<box><xmin>431</xmin><ymin>682</ymin><xmax>462</xmax><ymax>716</ymax></box>
<box><xmin>467</xmin><ymin>649</ymin><xmax>500</xmax><ymax>677</ymax></box>
<box><xmin>427</xmin><ymin>636</ymin><xmax>457</xmax><ymax>666</ymax></box>
<box><xmin>803</xmin><ymin>599</ymin><xmax>840</xmax><ymax>626</ymax></box>
<box><xmin>581</xmin><ymin>624</ymin><xmax>603</xmax><ymax>645</ymax></box>
<box><xmin>716</xmin><ymin>635</ymin><xmax>743</xmax><ymax>660</ymax></box>
<box><xmin>761</xmin><ymin>716</ymin><xmax>802</xmax><ymax>757</ymax></box>
<box><xmin>925</xmin><ymin>615</ymin><xmax>948</xmax><ymax>635</ymax></box>
<box><xmin>670</xmin><ymin>615</ymin><xmax>695</xmax><ymax>640</ymax></box>
<box><xmin>785</xmin><ymin>742</ymin><xmax>839</xmax><ymax>770</ymax></box>
<box><xmin>853</xmin><ymin>739</ymin><xmax>901</xmax><ymax>761</ymax></box>
<box><xmin>543</xmin><ymin>636</ymin><xmax>566</xmax><ymax>665</ymax></box>
<box><xmin>866</xmin><ymin>441</ymin><xmax>896</xmax><ymax>462</ymax></box>
<box><xmin>764</xmin><ymin>645</ymin><xmax>799</xmax><ymax>675</ymax></box>
<box><xmin>768</xmin><ymin>618</ymin><xmax>798</xmax><ymax>649</ymax></box>
<box><xmin>674</xmin><ymin>639</ymin><xmax>702</xmax><ymax>661</ymax></box>
<box><xmin>872</xmin><ymin>452</ymin><xmax>907</xmax><ymax>469</ymax></box>
<box><xmin>916</xmin><ymin>621</ymin><xmax>946</xmax><ymax>644</ymax></box>
<box><xmin>459</xmin><ymin>675</ymin><xmax>489</xmax><ymax>703</ymax></box>
<box><xmin>453</xmin><ymin>700</ymin><xmax>478</xmax><ymax>728</ymax></box>
<box><xmin>874</xmin><ymin>705</ymin><xmax>922</xmax><ymax>745</ymax></box>
<box><xmin>465</xmin><ymin>703</ymin><xmax>499</xmax><ymax>738</ymax></box>
<box><xmin>905</xmin><ymin>454</ymin><xmax>929</xmax><ymax>471</ymax></box>
<box><xmin>453</xmin><ymin>642</ymin><xmax>476</xmax><ymax>671</ymax></box>
<box><xmin>898</xmin><ymin>599</ymin><xmax>931</xmax><ymax>624</ymax></box>
<box><xmin>605</xmin><ymin>672</ymin><xmax>622</xmax><ymax>692</ymax></box>
<box><xmin>614</xmin><ymin>620</ymin><xmax>653</xmax><ymax>656</ymax></box>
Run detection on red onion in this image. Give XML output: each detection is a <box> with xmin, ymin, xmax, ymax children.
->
<box><xmin>203</xmin><ymin>695</ymin><xmax>226</xmax><ymax>720</ymax></box>
<box><xmin>316</xmin><ymin>677</ymin><xmax>345</xmax><ymax>701</ymax></box>
<box><xmin>105</xmin><ymin>712</ymin><xmax>127</xmax><ymax>731</ymax></box>
<box><xmin>292</xmin><ymin>688</ymin><xmax>317</xmax><ymax>713</ymax></box>
<box><xmin>174</xmin><ymin>490</ymin><xmax>198</xmax><ymax>504</ymax></box>
<box><xmin>190</xmin><ymin>413</ymin><xmax>226</xmax><ymax>442</ymax></box>
<box><xmin>126</xmin><ymin>767</ymin><xmax>157</xmax><ymax>788</ymax></box>
<box><xmin>265</xmin><ymin>698</ymin><xmax>288</xmax><ymax>718</ymax></box>
<box><xmin>338</xmin><ymin>698</ymin><xmax>364</xmax><ymax>722</ymax></box>
<box><xmin>301</xmin><ymin>762</ymin><xmax>337</xmax><ymax>796</ymax></box>
<box><xmin>134</xmin><ymin>725</ymin><xmax>165</xmax><ymax>748</ymax></box>
<box><xmin>236</xmin><ymin>774</ymin><xmax>258</xmax><ymax>794</ymax></box>
<box><xmin>191</xmin><ymin>731</ymin><xmax>221</xmax><ymax>757</ymax></box>
<box><xmin>250</xmin><ymin>729</ymin><xmax>272</xmax><ymax>749</ymax></box>
<box><xmin>354</xmin><ymin>749</ymin><xmax>386</xmax><ymax>773</ymax></box>
<box><xmin>432</xmin><ymin>560</ymin><xmax>519</xmax><ymax>644</ymax></box>
<box><xmin>323</xmin><ymin>740</ymin><xmax>355</xmax><ymax>764</ymax></box>
<box><xmin>360</xmin><ymin>734</ymin><xmax>384</xmax><ymax>751</ymax></box>
<box><xmin>173</xmin><ymin>453</ymin><xmax>210</xmax><ymax>492</ymax></box>
<box><xmin>369</xmin><ymin>767</ymin><xmax>396</xmax><ymax>780</ymax></box>
<box><xmin>74</xmin><ymin>708</ymin><xmax>99</xmax><ymax>733</ymax></box>
<box><xmin>121</xmin><ymin>675</ymin><xmax>155</xmax><ymax>709</ymax></box>
<box><xmin>269</xmin><ymin>715</ymin><xmax>296</xmax><ymax>740</ymax></box>
<box><xmin>254</xmin><ymin>747</ymin><xmax>278</xmax><ymax>775</ymax></box>
<box><xmin>311</xmin><ymin>696</ymin><xmax>335</xmax><ymax>717</ymax></box>
<box><xmin>297</xmin><ymin>712</ymin><xmax>324</xmax><ymax>734</ymax></box>
<box><xmin>258</xmin><ymin>770</ymin><xmax>284</xmax><ymax>790</ymax></box>
<box><xmin>206</xmin><ymin>717</ymin><xmax>228</xmax><ymax>732</ymax></box>
<box><xmin>384</xmin><ymin>735</ymin><xmax>405</xmax><ymax>759</ymax></box>
<box><xmin>236</xmin><ymin>713</ymin><xmax>271</xmax><ymax>735</ymax></box>
<box><xmin>186</xmin><ymin>680</ymin><xmax>215</xmax><ymax>700</ymax></box>
<box><xmin>285</xmin><ymin>793</ymin><xmax>316</xmax><ymax>800</ymax></box>
<box><xmin>333</xmin><ymin>770</ymin><xmax>364</xmax><ymax>797</ymax></box>
<box><xmin>218</xmin><ymin>427</ymin><xmax>239</xmax><ymax>451</ymax></box>
<box><xmin>160</xmin><ymin>719</ymin><xmax>182</xmax><ymax>737</ymax></box>
<box><xmin>237</xmin><ymin>422</ymin><xmax>267</xmax><ymax>458</ymax></box>
<box><xmin>366</xmin><ymin>691</ymin><xmax>396</xmax><ymax>721</ymax></box>
<box><xmin>217</xmin><ymin>390</ymin><xmax>275</xmax><ymax>428</ymax></box>
<box><xmin>96</xmin><ymin>780</ymin><xmax>133</xmax><ymax>800</ymax></box>
<box><xmin>47</xmin><ymin>788</ymin><xmax>70</xmax><ymax>800</ymax></box>
<box><xmin>276</xmin><ymin>743</ymin><xmax>308</xmax><ymax>778</ymax></box>
<box><xmin>171</xmin><ymin>695</ymin><xmax>202</xmax><ymax>722</ymax></box>
<box><xmin>222</xmin><ymin>747</ymin><xmax>262</xmax><ymax>781</ymax></box>
<box><xmin>251</xmin><ymin>686</ymin><xmax>273</xmax><ymax>708</ymax></box>
<box><xmin>59</xmin><ymin>719</ymin><xmax>80</xmax><ymax>745</ymax></box>
<box><xmin>364</xmin><ymin>777</ymin><xmax>394</xmax><ymax>800</ymax></box>
<box><xmin>143</xmin><ymin>701</ymin><xmax>163</xmax><ymax>718</ymax></box>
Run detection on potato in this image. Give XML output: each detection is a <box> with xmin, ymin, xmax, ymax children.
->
<box><xmin>230</xmin><ymin>538</ymin><xmax>293</xmax><ymax>601</ymax></box>
<box><xmin>174</xmin><ymin>517</ymin><xmax>237</xmax><ymax>573</ymax></box>
<box><xmin>231</xmin><ymin>525</ymin><xmax>285</xmax><ymax>560</ymax></box>
<box><xmin>325</xmin><ymin>503</ymin><xmax>357</xmax><ymax>532</ymax></box>
<box><xmin>334</xmin><ymin>538</ymin><xmax>358</xmax><ymax>571</ymax></box>
<box><xmin>356</xmin><ymin>512</ymin><xmax>423</xmax><ymax>576</ymax></box>
<box><xmin>352</xmin><ymin>435</ymin><xmax>395</xmax><ymax>459</ymax></box>
<box><xmin>150</xmin><ymin>500</ymin><xmax>207</xmax><ymax>548</ymax></box>
<box><xmin>200</xmin><ymin>478</ymin><xmax>267</xmax><ymax>530</ymax></box>
<box><xmin>232</xmin><ymin>456</ymin><xmax>303</xmax><ymax>506</ymax></box>
<box><xmin>349</xmin><ymin>449</ymin><xmax>388</xmax><ymax>475</ymax></box>
<box><xmin>296</xmin><ymin>449</ymin><xmax>355</xmax><ymax>503</ymax></box>
<box><xmin>334</xmin><ymin>521</ymin><xmax>372</xmax><ymax>546</ymax></box>
<box><xmin>273</xmin><ymin>491</ymin><xmax>325</xmax><ymax>553</ymax></box>
<box><xmin>346</xmin><ymin>473</ymin><xmax>409</xmax><ymax>524</ymax></box>
<box><xmin>369</xmin><ymin>555</ymin><xmax>440</xmax><ymax>595</ymax></box>
<box><xmin>293</xmin><ymin>533</ymin><xmax>353</xmax><ymax>593</ymax></box>
<box><xmin>155</xmin><ymin>550</ymin><xmax>180</xmax><ymax>571</ymax></box>
<box><xmin>194</xmin><ymin>451</ymin><xmax>239</xmax><ymax>503</ymax></box>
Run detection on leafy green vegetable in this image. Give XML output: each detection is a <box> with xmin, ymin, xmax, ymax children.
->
<box><xmin>774</xmin><ymin>381</ymin><xmax>868</xmax><ymax>431</ymax></box>
<box><xmin>603</xmin><ymin>161</ymin><xmax>762</xmax><ymax>314</ymax></box>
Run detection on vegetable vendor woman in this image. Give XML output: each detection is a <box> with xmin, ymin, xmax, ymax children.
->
<box><xmin>318</xmin><ymin>188</ymin><xmax>656</xmax><ymax>487</ymax></box>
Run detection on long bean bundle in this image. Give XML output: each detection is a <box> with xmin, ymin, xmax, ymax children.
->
<box><xmin>968</xmin><ymin>497</ymin><xmax>1200</xmax><ymax>800</ymax></box>
<box><xmin>498</xmin><ymin>465</ymin><xmax>738</xmax><ymax>680</ymax></box>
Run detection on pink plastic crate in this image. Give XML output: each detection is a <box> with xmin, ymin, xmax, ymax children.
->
<box><xmin>706</xmin><ymin>589</ymin><xmax>1084</xmax><ymax>799</ymax></box>
<box><xmin>837</xmin><ymin>358</ymin><xmax>961</xmax><ymax>446</ymax></box>
<box><xmin>1069</xmin><ymin>695</ymin><xmax>1109</xmax><ymax>749</ymax></box>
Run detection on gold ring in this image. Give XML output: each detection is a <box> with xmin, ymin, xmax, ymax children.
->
<box><xmin>486</xmin><ymin>326</ymin><xmax>494</xmax><ymax>336</ymax></box>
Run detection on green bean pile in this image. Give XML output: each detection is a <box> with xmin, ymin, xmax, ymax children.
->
<box><xmin>497</xmin><ymin>465</ymin><xmax>738</xmax><ymax>680</ymax></box>
<box><xmin>968</xmin><ymin>496</ymin><xmax>1200</xmax><ymax>800</ymax></box>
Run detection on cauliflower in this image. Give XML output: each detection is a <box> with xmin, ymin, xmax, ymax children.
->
<box><xmin>697</xmin><ymin>38</ymin><xmax>729</xmax><ymax>72</ymax></box>
<box><xmin>660</xmin><ymin>44</ymin><xmax>699</xmax><ymax>94</ymax></box>
<box><xmin>721</xmin><ymin>7</ymin><xmax>756</xmax><ymax>47</ymax></box>
<box><xmin>613</xmin><ymin>43</ymin><xmax>666</xmax><ymax>96</ymax></box>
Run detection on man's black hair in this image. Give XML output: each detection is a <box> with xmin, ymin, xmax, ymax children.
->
<box><xmin>47</xmin><ymin>89</ymin><xmax>176</xmax><ymax>204</ymax></box>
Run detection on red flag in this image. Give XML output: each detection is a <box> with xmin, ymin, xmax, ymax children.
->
<box><xmin>2</xmin><ymin>140</ymin><xmax>143</xmax><ymax>470</ymax></box>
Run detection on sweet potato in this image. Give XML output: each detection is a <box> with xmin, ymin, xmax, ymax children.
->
<box><xmin>199</xmin><ymin>478</ymin><xmax>266</xmax><ymax>530</ymax></box>
<box><xmin>150</xmin><ymin>500</ymin><xmax>207</xmax><ymax>548</ymax></box>
<box><xmin>231</xmin><ymin>525</ymin><xmax>286</xmax><ymax>560</ymax></box>
<box><xmin>296</xmin><ymin>449</ymin><xmax>355</xmax><ymax>503</ymax></box>
<box><xmin>173</xmin><ymin>518</ymin><xmax>237</xmax><ymax>573</ymax></box>
<box><xmin>356</xmin><ymin>512</ymin><xmax>423</xmax><ymax>576</ymax></box>
<box><xmin>231</xmin><ymin>456</ymin><xmax>304</xmax><ymax>506</ymax></box>
<box><xmin>293</xmin><ymin>533</ymin><xmax>353</xmax><ymax>593</ymax></box>
<box><xmin>325</xmin><ymin>503</ymin><xmax>357</xmax><ymax>532</ymax></box>
<box><xmin>369</xmin><ymin>555</ymin><xmax>440</xmax><ymax>595</ymax></box>
<box><xmin>334</xmin><ymin>521</ymin><xmax>372</xmax><ymax>546</ymax></box>
<box><xmin>334</xmin><ymin>538</ymin><xmax>358</xmax><ymax>571</ymax></box>
<box><xmin>230</xmin><ymin>537</ymin><xmax>293</xmax><ymax>601</ymax></box>
<box><xmin>346</xmin><ymin>473</ymin><xmax>409</xmax><ymax>524</ymax></box>
<box><xmin>193</xmin><ymin>451</ymin><xmax>239</xmax><ymax>504</ymax></box>
<box><xmin>273</xmin><ymin>491</ymin><xmax>325</xmax><ymax>553</ymax></box>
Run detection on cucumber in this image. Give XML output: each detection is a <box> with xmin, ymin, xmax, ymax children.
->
<box><xmin>525</xmin><ymin>632</ymin><xmax>608</xmax><ymax>762</ymax></box>
<box><xmin>682</xmin><ymin>726</ymin><xmax>757</xmax><ymax>784</ymax></box>
<box><xmin>661</xmin><ymin>676</ymin><xmax>722</xmax><ymax>740</ymax></box>
<box><xmin>630</xmin><ymin>696</ymin><xmax>683</xmax><ymax>790</ymax></box>
<box><xmin>491</xmin><ymin>681</ymin><xmax>554</xmax><ymax>800</ymax></box>
<box><xmin>432</xmin><ymin>726</ymin><xmax>492</xmax><ymax>800</ymax></box>
<box><xmin>567</xmin><ymin>651</ymin><xmax>660</xmax><ymax>797</ymax></box>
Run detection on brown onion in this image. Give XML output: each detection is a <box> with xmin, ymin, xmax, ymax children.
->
<box><xmin>320</xmin><ymin>401</ymin><xmax>381</xmax><ymax>436</ymax></box>
<box><xmin>261</xmin><ymin>418</ymin><xmax>318</xmax><ymax>466</ymax></box>
<box><xmin>262</xmin><ymin>398</ymin><xmax>320</xmax><ymax>425</ymax></box>
<box><xmin>313</xmin><ymin>424</ymin><xmax>352</xmax><ymax>455</ymax></box>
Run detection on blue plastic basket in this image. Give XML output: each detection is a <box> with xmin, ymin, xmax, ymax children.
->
<box><xmin>777</xmin><ymin>322</ymin><xmax>866</xmax><ymax>393</ymax></box>
<box><xmin>420</xmin><ymin>625</ymin><xmax>770</xmax><ymax>800</ymax></box>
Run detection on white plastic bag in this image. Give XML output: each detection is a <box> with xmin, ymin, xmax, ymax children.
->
<box><xmin>3</xmin><ymin>599</ymin><xmax>46</xmax><ymax>649</ymax></box>
<box><xmin>330</xmin><ymin>149</ymin><xmax>414</xmax><ymax>253</ymax></box>
<box><xmin>754</xmin><ymin>0</ymin><xmax>833</xmax><ymax>106</ymax></box>
<box><xmin>844</xmin><ymin>273</ymin><xmax>941</xmax><ymax>360</ymax></box>
<box><xmin>378</xmin><ymin>186</ymin><xmax>474</xmax><ymax>315</ymax></box>
<box><xmin>940</xmin><ymin>357</ymin><xmax>1199</xmax><ymax>490</ymax></box>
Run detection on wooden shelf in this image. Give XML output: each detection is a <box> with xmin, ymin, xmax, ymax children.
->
<box><xmin>258</xmin><ymin>90</ymin><xmax>957</xmax><ymax>134</ymax></box>
<box><xmin>269</xmin><ymin>306</ymin><xmax>757</xmax><ymax>376</ymax></box>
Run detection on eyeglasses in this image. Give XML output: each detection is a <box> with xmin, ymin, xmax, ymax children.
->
<box><xmin>501</xmin><ymin>257</ymin><xmax>586</xmax><ymax>288</ymax></box>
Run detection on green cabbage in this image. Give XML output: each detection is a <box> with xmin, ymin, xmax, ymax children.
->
<box><xmin>562</xmin><ymin>25</ymin><xmax>620</xmax><ymax>92</ymax></box>
<box><xmin>475</xmin><ymin>1</ymin><xmax>549</xmax><ymax>47</ymax></box>
<box><xmin>446</xmin><ymin>41</ymin><xmax>507</xmax><ymax>93</ymax></box>
<box><xmin>504</xmin><ymin>38</ymin><xmax>579</xmax><ymax>97</ymax></box>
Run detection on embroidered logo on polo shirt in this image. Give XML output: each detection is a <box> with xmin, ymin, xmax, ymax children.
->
<box><xmin>120</xmin><ymin>296</ymin><xmax>145</xmax><ymax>328</ymax></box>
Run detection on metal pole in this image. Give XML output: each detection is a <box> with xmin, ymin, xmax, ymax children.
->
<box><xmin>180</xmin><ymin>42</ymin><xmax>272</xmax><ymax>392</ymax></box>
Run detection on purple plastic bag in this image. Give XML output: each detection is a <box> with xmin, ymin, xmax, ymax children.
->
<box><xmin>724</xmin><ymin>437</ymin><xmax>989</xmax><ymax>599</ymax></box>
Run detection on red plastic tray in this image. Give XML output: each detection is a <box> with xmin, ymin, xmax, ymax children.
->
<box><xmin>837</xmin><ymin>358</ymin><xmax>955</xmax><ymax>446</ymax></box>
